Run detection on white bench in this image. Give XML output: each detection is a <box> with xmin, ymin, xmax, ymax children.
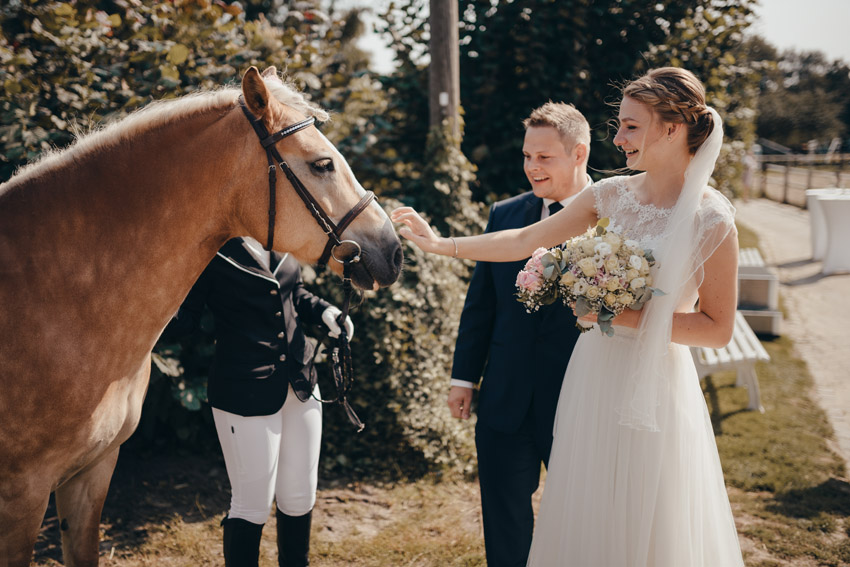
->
<box><xmin>691</xmin><ymin>311</ymin><xmax>769</xmax><ymax>413</ymax></box>
<box><xmin>737</xmin><ymin>247</ymin><xmax>781</xmax><ymax>335</ymax></box>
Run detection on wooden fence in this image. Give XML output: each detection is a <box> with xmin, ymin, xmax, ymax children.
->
<box><xmin>756</xmin><ymin>153</ymin><xmax>850</xmax><ymax>207</ymax></box>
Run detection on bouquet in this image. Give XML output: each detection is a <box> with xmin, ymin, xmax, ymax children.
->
<box><xmin>515</xmin><ymin>218</ymin><xmax>664</xmax><ymax>336</ymax></box>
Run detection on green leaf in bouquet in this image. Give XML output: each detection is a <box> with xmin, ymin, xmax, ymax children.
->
<box><xmin>542</xmin><ymin>251</ymin><xmax>558</xmax><ymax>267</ymax></box>
<box><xmin>597</xmin><ymin>308</ymin><xmax>615</xmax><ymax>322</ymax></box>
<box><xmin>543</xmin><ymin>264</ymin><xmax>556</xmax><ymax>279</ymax></box>
<box><xmin>649</xmin><ymin>286</ymin><xmax>666</xmax><ymax>296</ymax></box>
<box><xmin>645</xmin><ymin>250</ymin><xmax>656</xmax><ymax>263</ymax></box>
<box><xmin>597</xmin><ymin>217</ymin><xmax>610</xmax><ymax>229</ymax></box>
<box><xmin>599</xmin><ymin>319</ymin><xmax>615</xmax><ymax>336</ymax></box>
<box><xmin>575</xmin><ymin>296</ymin><xmax>593</xmax><ymax>317</ymax></box>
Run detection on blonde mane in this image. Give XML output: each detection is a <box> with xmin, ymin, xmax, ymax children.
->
<box><xmin>6</xmin><ymin>76</ymin><xmax>329</xmax><ymax>186</ymax></box>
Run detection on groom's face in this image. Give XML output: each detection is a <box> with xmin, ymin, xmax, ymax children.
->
<box><xmin>522</xmin><ymin>126</ymin><xmax>583</xmax><ymax>202</ymax></box>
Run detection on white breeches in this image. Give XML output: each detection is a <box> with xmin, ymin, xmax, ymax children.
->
<box><xmin>213</xmin><ymin>384</ymin><xmax>322</xmax><ymax>524</ymax></box>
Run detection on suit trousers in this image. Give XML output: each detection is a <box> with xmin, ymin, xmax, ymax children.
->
<box><xmin>475</xmin><ymin>403</ymin><xmax>554</xmax><ymax>567</ymax></box>
<box><xmin>213</xmin><ymin>384</ymin><xmax>322</xmax><ymax>524</ymax></box>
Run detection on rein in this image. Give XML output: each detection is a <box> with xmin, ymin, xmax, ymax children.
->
<box><xmin>238</xmin><ymin>96</ymin><xmax>370</xmax><ymax>431</ymax></box>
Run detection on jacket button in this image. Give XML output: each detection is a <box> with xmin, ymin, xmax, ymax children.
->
<box><xmin>279</xmin><ymin>354</ymin><xmax>287</xmax><ymax>362</ymax></box>
<box><xmin>270</xmin><ymin>289</ymin><xmax>278</xmax><ymax>295</ymax></box>
<box><xmin>277</xmin><ymin>332</ymin><xmax>285</xmax><ymax>339</ymax></box>
<box><xmin>275</xmin><ymin>311</ymin><xmax>282</xmax><ymax>318</ymax></box>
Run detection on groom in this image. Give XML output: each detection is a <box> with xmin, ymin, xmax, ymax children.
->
<box><xmin>449</xmin><ymin>102</ymin><xmax>591</xmax><ymax>566</ymax></box>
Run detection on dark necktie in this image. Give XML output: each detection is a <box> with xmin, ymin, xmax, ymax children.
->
<box><xmin>548</xmin><ymin>201</ymin><xmax>563</xmax><ymax>217</ymax></box>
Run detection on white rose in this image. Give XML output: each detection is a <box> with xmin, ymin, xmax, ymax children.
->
<box><xmin>585</xmin><ymin>286</ymin><xmax>601</xmax><ymax>299</ymax></box>
<box><xmin>577</xmin><ymin>257</ymin><xmax>598</xmax><ymax>278</ymax></box>
<box><xmin>604</xmin><ymin>255</ymin><xmax>620</xmax><ymax>272</ymax></box>
<box><xmin>560</xmin><ymin>272</ymin><xmax>577</xmax><ymax>286</ymax></box>
<box><xmin>594</xmin><ymin>242</ymin><xmax>612</xmax><ymax>257</ymax></box>
<box><xmin>580</xmin><ymin>239</ymin><xmax>597</xmax><ymax>256</ymax></box>
<box><xmin>629</xmin><ymin>255</ymin><xmax>643</xmax><ymax>270</ymax></box>
<box><xmin>573</xmin><ymin>280</ymin><xmax>589</xmax><ymax>295</ymax></box>
<box><xmin>630</xmin><ymin>277</ymin><xmax>646</xmax><ymax>289</ymax></box>
<box><xmin>603</xmin><ymin>232</ymin><xmax>622</xmax><ymax>254</ymax></box>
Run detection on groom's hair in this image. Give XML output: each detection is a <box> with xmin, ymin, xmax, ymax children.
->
<box><xmin>523</xmin><ymin>102</ymin><xmax>591</xmax><ymax>156</ymax></box>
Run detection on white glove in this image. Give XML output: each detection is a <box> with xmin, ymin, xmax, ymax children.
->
<box><xmin>322</xmin><ymin>306</ymin><xmax>354</xmax><ymax>341</ymax></box>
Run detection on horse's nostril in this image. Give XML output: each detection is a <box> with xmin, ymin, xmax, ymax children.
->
<box><xmin>392</xmin><ymin>243</ymin><xmax>404</xmax><ymax>273</ymax></box>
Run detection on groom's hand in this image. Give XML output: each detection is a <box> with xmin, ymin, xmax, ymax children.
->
<box><xmin>448</xmin><ymin>386</ymin><xmax>473</xmax><ymax>420</ymax></box>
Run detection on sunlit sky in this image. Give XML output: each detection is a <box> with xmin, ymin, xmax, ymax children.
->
<box><xmin>752</xmin><ymin>0</ymin><xmax>850</xmax><ymax>63</ymax></box>
<box><xmin>328</xmin><ymin>0</ymin><xmax>850</xmax><ymax>72</ymax></box>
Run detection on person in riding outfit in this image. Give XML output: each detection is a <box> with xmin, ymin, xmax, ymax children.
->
<box><xmin>166</xmin><ymin>236</ymin><xmax>353</xmax><ymax>567</ymax></box>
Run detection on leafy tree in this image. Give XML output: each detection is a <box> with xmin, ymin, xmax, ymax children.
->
<box><xmin>643</xmin><ymin>0</ymin><xmax>759</xmax><ymax>195</ymax></box>
<box><xmin>454</xmin><ymin>0</ymin><xmax>759</xmax><ymax>201</ymax></box>
<box><xmin>746</xmin><ymin>40</ymin><xmax>850</xmax><ymax>150</ymax></box>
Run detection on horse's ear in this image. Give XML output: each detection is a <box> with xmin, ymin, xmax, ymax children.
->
<box><xmin>242</xmin><ymin>66</ymin><xmax>271</xmax><ymax>118</ymax></box>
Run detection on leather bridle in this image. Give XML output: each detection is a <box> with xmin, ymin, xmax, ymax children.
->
<box><xmin>238</xmin><ymin>96</ymin><xmax>372</xmax><ymax>431</ymax></box>
<box><xmin>238</xmin><ymin>96</ymin><xmax>376</xmax><ymax>266</ymax></box>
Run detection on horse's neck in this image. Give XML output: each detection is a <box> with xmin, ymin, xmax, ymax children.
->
<box><xmin>0</xmin><ymin>104</ymin><xmax>254</xmax><ymax>362</ymax></box>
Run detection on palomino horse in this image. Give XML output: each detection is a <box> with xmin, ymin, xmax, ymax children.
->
<box><xmin>0</xmin><ymin>66</ymin><xmax>402</xmax><ymax>566</ymax></box>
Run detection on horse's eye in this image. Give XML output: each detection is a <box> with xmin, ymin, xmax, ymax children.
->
<box><xmin>311</xmin><ymin>158</ymin><xmax>334</xmax><ymax>174</ymax></box>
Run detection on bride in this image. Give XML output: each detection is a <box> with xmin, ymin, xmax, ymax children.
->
<box><xmin>391</xmin><ymin>67</ymin><xmax>744</xmax><ymax>566</ymax></box>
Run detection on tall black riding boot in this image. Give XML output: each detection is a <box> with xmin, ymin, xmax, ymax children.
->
<box><xmin>221</xmin><ymin>515</ymin><xmax>264</xmax><ymax>567</ymax></box>
<box><xmin>276</xmin><ymin>508</ymin><xmax>312</xmax><ymax>567</ymax></box>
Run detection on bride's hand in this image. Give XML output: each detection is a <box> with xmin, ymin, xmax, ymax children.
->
<box><xmin>390</xmin><ymin>207</ymin><xmax>451</xmax><ymax>255</ymax></box>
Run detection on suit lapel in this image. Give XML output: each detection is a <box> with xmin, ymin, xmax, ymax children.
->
<box><xmin>521</xmin><ymin>194</ymin><xmax>543</xmax><ymax>228</ymax></box>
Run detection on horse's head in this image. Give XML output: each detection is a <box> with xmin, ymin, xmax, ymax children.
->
<box><xmin>237</xmin><ymin>66</ymin><xmax>402</xmax><ymax>290</ymax></box>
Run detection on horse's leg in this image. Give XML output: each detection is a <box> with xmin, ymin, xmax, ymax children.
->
<box><xmin>54</xmin><ymin>447</ymin><xmax>120</xmax><ymax>567</ymax></box>
<box><xmin>0</xmin><ymin>488</ymin><xmax>51</xmax><ymax>567</ymax></box>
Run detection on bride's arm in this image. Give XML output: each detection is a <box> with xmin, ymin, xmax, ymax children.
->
<box><xmin>391</xmin><ymin>190</ymin><xmax>599</xmax><ymax>262</ymax></box>
<box><xmin>670</xmin><ymin>231</ymin><xmax>739</xmax><ymax>348</ymax></box>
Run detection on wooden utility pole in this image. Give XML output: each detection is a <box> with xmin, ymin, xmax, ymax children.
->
<box><xmin>428</xmin><ymin>0</ymin><xmax>460</xmax><ymax>141</ymax></box>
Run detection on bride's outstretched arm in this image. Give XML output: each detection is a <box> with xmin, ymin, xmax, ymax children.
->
<box><xmin>390</xmin><ymin>190</ymin><xmax>598</xmax><ymax>262</ymax></box>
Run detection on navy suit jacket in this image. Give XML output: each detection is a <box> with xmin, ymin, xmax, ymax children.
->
<box><xmin>166</xmin><ymin>239</ymin><xmax>331</xmax><ymax>417</ymax></box>
<box><xmin>451</xmin><ymin>192</ymin><xmax>582</xmax><ymax>434</ymax></box>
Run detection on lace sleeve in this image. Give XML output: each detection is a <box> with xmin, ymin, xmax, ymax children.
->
<box><xmin>592</xmin><ymin>176</ymin><xmax>628</xmax><ymax>220</ymax></box>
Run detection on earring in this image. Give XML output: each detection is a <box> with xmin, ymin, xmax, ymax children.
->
<box><xmin>667</xmin><ymin>136</ymin><xmax>672</xmax><ymax>142</ymax></box>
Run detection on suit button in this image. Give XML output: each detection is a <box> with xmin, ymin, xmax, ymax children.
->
<box><xmin>275</xmin><ymin>311</ymin><xmax>282</xmax><ymax>318</ymax></box>
<box><xmin>277</xmin><ymin>332</ymin><xmax>285</xmax><ymax>339</ymax></box>
<box><xmin>279</xmin><ymin>354</ymin><xmax>287</xmax><ymax>362</ymax></box>
<box><xmin>270</xmin><ymin>289</ymin><xmax>278</xmax><ymax>295</ymax></box>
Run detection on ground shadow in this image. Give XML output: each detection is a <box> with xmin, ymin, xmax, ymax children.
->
<box><xmin>766</xmin><ymin>477</ymin><xmax>850</xmax><ymax>519</ymax></box>
<box><xmin>776</xmin><ymin>258</ymin><xmax>817</xmax><ymax>269</ymax></box>
<box><xmin>702</xmin><ymin>376</ymin><xmax>751</xmax><ymax>436</ymax></box>
<box><xmin>33</xmin><ymin>443</ymin><xmax>230</xmax><ymax>564</ymax></box>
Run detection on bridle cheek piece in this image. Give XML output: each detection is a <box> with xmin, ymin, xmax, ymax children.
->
<box><xmin>239</xmin><ymin>95</ymin><xmax>373</xmax><ymax>431</ymax></box>
<box><xmin>237</xmin><ymin>96</ymin><xmax>375</xmax><ymax>267</ymax></box>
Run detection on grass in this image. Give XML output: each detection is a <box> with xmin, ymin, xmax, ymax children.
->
<box><xmin>33</xmin><ymin>223</ymin><xmax>849</xmax><ymax>566</ymax></box>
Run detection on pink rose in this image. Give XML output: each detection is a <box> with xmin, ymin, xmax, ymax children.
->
<box><xmin>516</xmin><ymin>270</ymin><xmax>542</xmax><ymax>292</ymax></box>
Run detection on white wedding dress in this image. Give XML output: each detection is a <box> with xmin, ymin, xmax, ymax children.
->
<box><xmin>527</xmin><ymin>176</ymin><xmax>744</xmax><ymax>567</ymax></box>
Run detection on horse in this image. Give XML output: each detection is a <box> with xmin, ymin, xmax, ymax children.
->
<box><xmin>0</xmin><ymin>66</ymin><xmax>402</xmax><ymax>567</ymax></box>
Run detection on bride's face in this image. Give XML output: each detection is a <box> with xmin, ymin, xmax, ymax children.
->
<box><xmin>613</xmin><ymin>96</ymin><xmax>668</xmax><ymax>171</ymax></box>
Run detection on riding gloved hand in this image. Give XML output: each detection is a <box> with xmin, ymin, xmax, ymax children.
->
<box><xmin>322</xmin><ymin>306</ymin><xmax>354</xmax><ymax>341</ymax></box>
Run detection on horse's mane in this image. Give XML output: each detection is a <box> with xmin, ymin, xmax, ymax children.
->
<box><xmin>6</xmin><ymin>76</ymin><xmax>329</xmax><ymax>185</ymax></box>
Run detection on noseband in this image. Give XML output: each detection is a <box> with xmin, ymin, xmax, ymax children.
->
<box><xmin>238</xmin><ymin>95</ymin><xmax>374</xmax><ymax>431</ymax></box>
<box><xmin>237</xmin><ymin>96</ymin><xmax>376</xmax><ymax>266</ymax></box>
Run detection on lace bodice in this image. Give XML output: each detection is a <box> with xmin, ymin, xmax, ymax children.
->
<box><xmin>592</xmin><ymin>176</ymin><xmax>672</xmax><ymax>249</ymax></box>
<box><xmin>591</xmin><ymin>175</ymin><xmax>737</xmax><ymax>310</ymax></box>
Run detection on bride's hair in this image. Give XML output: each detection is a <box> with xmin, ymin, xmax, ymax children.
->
<box><xmin>621</xmin><ymin>68</ymin><xmax>713</xmax><ymax>155</ymax></box>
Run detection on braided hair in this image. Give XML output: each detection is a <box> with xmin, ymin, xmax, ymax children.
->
<box><xmin>622</xmin><ymin>68</ymin><xmax>714</xmax><ymax>155</ymax></box>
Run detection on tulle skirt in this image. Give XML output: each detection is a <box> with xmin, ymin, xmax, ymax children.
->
<box><xmin>527</xmin><ymin>328</ymin><xmax>744</xmax><ymax>567</ymax></box>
